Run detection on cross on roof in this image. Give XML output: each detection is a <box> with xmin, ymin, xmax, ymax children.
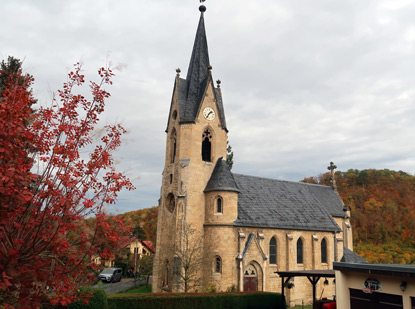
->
<box><xmin>327</xmin><ymin>162</ymin><xmax>337</xmax><ymax>190</ymax></box>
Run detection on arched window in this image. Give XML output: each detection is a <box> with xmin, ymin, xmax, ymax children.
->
<box><xmin>171</xmin><ymin>129</ymin><xmax>177</xmax><ymax>163</ymax></box>
<box><xmin>215</xmin><ymin>256</ymin><xmax>222</xmax><ymax>273</ymax></box>
<box><xmin>217</xmin><ymin>197</ymin><xmax>223</xmax><ymax>213</ymax></box>
<box><xmin>297</xmin><ymin>238</ymin><xmax>303</xmax><ymax>264</ymax></box>
<box><xmin>269</xmin><ymin>237</ymin><xmax>277</xmax><ymax>264</ymax></box>
<box><xmin>321</xmin><ymin>238</ymin><xmax>327</xmax><ymax>263</ymax></box>
<box><xmin>202</xmin><ymin>129</ymin><xmax>212</xmax><ymax>162</ymax></box>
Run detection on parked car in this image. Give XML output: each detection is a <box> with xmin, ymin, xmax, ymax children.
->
<box><xmin>98</xmin><ymin>268</ymin><xmax>122</xmax><ymax>283</ymax></box>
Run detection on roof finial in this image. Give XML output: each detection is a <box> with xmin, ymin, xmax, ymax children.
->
<box><xmin>199</xmin><ymin>0</ymin><xmax>206</xmax><ymax>13</ymax></box>
<box><xmin>176</xmin><ymin>68</ymin><xmax>181</xmax><ymax>77</ymax></box>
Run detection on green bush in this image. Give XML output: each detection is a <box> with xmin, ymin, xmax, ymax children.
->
<box><xmin>108</xmin><ymin>292</ymin><xmax>286</xmax><ymax>309</ymax></box>
<box><xmin>68</xmin><ymin>287</ymin><xmax>108</xmax><ymax>309</ymax></box>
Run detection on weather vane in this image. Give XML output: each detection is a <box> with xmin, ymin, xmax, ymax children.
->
<box><xmin>200</xmin><ymin>0</ymin><xmax>205</xmax><ymax>2</ymax></box>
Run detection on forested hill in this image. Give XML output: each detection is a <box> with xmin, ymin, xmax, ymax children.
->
<box><xmin>302</xmin><ymin>169</ymin><xmax>415</xmax><ymax>263</ymax></box>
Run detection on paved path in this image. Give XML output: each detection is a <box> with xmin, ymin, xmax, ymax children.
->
<box><xmin>93</xmin><ymin>278</ymin><xmax>146</xmax><ymax>294</ymax></box>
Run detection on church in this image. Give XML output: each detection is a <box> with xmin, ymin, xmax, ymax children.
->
<box><xmin>152</xmin><ymin>4</ymin><xmax>361</xmax><ymax>305</ymax></box>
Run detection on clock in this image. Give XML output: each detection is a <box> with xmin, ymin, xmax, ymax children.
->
<box><xmin>203</xmin><ymin>107</ymin><xmax>215</xmax><ymax>120</ymax></box>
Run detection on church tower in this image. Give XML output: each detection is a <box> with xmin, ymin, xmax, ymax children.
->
<box><xmin>153</xmin><ymin>4</ymin><xmax>229</xmax><ymax>292</ymax></box>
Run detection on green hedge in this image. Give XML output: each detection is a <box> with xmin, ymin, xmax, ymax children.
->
<box><xmin>108</xmin><ymin>292</ymin><xmax>286</xmax><ymax>309</ymax></box>
<box><xmin>68</xmin><ymin>287</ymin><xmax>108</xmax><ymax>309</ymax></box>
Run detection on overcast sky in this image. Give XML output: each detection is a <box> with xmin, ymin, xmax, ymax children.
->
<box><xmin>2</xmin><ymin>0</ymin><xmax>414</xmax><ymax>213</ymax></box>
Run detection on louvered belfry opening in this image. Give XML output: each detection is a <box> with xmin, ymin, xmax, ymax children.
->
<box><xmin>202</xmin><ymin>129</ymin><xmax>212</xmax><ymax>162</ymax></box>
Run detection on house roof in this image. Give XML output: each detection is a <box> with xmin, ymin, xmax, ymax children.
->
<box><xmin>232</xmin><ymin>174</ymin><xmax>342</xmax><ymax>232</ymax></box>
<box><xmin>204</xmin><ymin>157</ymin><xmax>240</xmax><ymax>193</ymax></box>
<box><xmin>333</xmin><ymin>261</ymin><xmax>415</xmax><ymax>278</ymax></box>
<box><xmin>142</xmin><ymin>240</ymin><xmax>155</xmax><ymax>253</ymax></box>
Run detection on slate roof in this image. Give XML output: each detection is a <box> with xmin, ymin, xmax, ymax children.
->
<box><xmin>204</xmin><ymin>157</ymin><xmax>240</xmax><ymax>193</ymax></box>
<box><xmin>232</xmin><ymin>174</ymin><xmax>342</xmax><ymax>232</ymax></box>
<box><xmin>340</xmin><ymin>247</ymin><xmax>368</xmax><ymax>263</ymax></box>
<box><xmin>308</xmin><ymin>185</ymin><xmax>346</xmax><ymax>217</ymax></box>
<box><xmin>166</xmin><ymin>8</ymin><xmax>227</xmax><ymax>132</ymax></box>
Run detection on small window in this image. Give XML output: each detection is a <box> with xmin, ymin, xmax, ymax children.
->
<box><xmin>297</xmin><ymin>238</ymin><xmax>303</xmax><ymax>264</ymax></box>
<box><xmin>269</xmin><ymin>237</ymin><xmax>277</xmax><ymax>264</ymax></box>
<box><xmin>170</xmin><ymin>174</ymin><xmax>173</xmax><ymax>184</ymax></box>
<box><xmin>215</xmin><ymin>256</ymin><xmax>222</xmax><ymax>273</ymax></box>
<box><xmin>217</xmin><ymin>197</ymin><xmax>223</xmax><ymax>213</ymax></box>
<box><xmin>172</xmin><ymin>110</ymin><xmax>177</xmax><ymax>120</ymax></box>
<box><xmin>321</xmin><ymin>238</ymin><xmax>327</xmax><ymax>263</ymax></box>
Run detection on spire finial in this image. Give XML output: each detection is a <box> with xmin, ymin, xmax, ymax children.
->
<box><xmin>199</xmin><ymin>0</ymin><xmax>206</xmax><ymax>13</ymax></box>
<box><xmin>176</xmin><ymin>68</ymin><xmax>181</xmax><ymax>77</ymax></box>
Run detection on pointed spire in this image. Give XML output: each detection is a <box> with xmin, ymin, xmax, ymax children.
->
<box><xmin>185</xmin><ymin>5</ymin><xmax>210</xmax><ymax>106</ymax></box>
<box><xmin>204</xmin><ymin>158</ymin><xmax>240</xmax><ymax>193</ymax></box>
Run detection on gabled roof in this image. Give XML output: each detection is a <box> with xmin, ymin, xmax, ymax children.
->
<box><xmin>204</xmin><ymin>157</ymin><xmax>240</xmax><ymax>193</ymax></box>
<box><xmin>166</xmin><ymin>7</ymin><xmax>227</xmax><ymax>132</ymax></box>
<box><xmin>340</xmin><ymin>247</ymin><xmax>368</xmax><ymax>263</ymax></box>
<box><xmin>142</xmin><ymin>240</ymin><xmax>155</xmax><ymax>253</ymax></box>
<box><xmin>232</xmin><ymin>174</ymin><xmax>342</xmax><ymax>232</ymax></box>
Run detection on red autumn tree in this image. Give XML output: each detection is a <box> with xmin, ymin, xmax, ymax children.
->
<box><xmin>0</xmin><ymin>60</ymin><xmax>134</xmax><ymax>307</ymax></box>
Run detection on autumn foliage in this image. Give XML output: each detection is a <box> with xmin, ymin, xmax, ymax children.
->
<box><xmin>302</xmin><ymin>169</ymin><xmax>415</xmax><ymax>263</ymax></box>
<box><xmin>0</xmin><ymin>61</ymin><xmax>134</xmax><ymax>307</ymax></box>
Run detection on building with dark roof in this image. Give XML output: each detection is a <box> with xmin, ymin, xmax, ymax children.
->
<box><xmin>153</xmin><ymin>4</ymin><xmax>357</xmax><ymax>306</ymax></box>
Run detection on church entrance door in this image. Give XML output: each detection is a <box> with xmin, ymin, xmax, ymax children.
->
<box><xmin>243</xmin><ymin>264</ymin><xmax>258</xmax><ymax>292</ymax></box>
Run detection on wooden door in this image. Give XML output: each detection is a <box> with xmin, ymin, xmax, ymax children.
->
<box><xmin>243</xmin><ymin>277</ymin><xmax>257</xmax><ymax>292</ymax></box>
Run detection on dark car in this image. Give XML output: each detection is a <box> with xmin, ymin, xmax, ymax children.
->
<box><xmin>98</xmin><ymin>267</ymin><xmax>122</xmax><ymax>283</ymax></box>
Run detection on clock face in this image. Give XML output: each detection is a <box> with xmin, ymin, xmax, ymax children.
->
<box><xmin>203</xmin><ymin>107</ymin><xmax>215</xmax><ymax>120</ymax></box>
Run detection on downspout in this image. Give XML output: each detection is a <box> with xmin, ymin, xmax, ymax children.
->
<box><xmin>333</xmin><ymin>230</ymin><xmax>337</xmax><ymax>262</ymax></box>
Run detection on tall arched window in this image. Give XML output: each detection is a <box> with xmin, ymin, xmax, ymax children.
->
<box><xmin>202</xmin><ymin>129</ymin><xmax>212</xmax><ymax>162</ymax></box>
<box><xmin>171</xmin><ymin>129</ymin><xmax>177</xmax><ymax>163</ymax></box>
<box><xmin>297</xmin><ymin>238</ymin><xmax>303</xmax><ymax>264</ymax></box>
<box><xmin>269</xmin><ymin>237</ymin><xmax>277</xmax><ymax>264</ymax></box>
<box><xmin>321</xmin><ymin>238</ymin><xmax>327</xmax><ymax>263</ymax></box>
<box><xmin>215</xmin><ymin>256</ymin><xmax>222</xmax><ymax>273</ymax></box>
<box><xmin>216</xmin><ymin>197</ymin><xmax>223</xmax><ymax>213</ymax></box>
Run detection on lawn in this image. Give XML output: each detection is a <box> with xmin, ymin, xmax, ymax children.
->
<box><xmin>122</xmin><ymin>284</ymin><xmax>152</xmax><ymax>294</ymax></box>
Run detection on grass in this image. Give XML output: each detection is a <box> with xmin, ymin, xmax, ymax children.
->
<box><xmin>122</xmin><ymin>284</ymin><xmax>152</xmax><ymax>294</ymax></box>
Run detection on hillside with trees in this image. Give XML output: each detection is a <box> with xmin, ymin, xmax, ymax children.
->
<box><xmin>302</xmin><ymin>169</ymin><xmax>415</xmax><ymax>264</ymax></box>
<box><xmin>119</xmin><ymin>206</ymin><xmax>158</xmax><ymax>247</ymax></box>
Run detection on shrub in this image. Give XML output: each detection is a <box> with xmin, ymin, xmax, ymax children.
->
<box><xmin>204</xmin><ymin>283</ymin><xmax>217</xmax><ymax>293</ymax></box>
<box><xmin>225</xmin><ymin>285</ymin><xmax>238</xmax><ymax>292</ymax></box>
<box><xmin>108</xmin><ymin>292</ymin><xmax>286</xmax><ymax>309</ymax></box>
<box><xmin>68</xmin><ymin>287</ymin><xmax>108</xmax><ymax>309</ymax></box>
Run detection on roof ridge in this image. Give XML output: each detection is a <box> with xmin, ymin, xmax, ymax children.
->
<box><xmin>232</xmin><ymin>173</ymin><xmax>332</xmax><ymax>188</ymax></box>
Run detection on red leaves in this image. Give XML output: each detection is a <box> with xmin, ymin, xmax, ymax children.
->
<box><xmin>0</xmin><ymin>62</ymin><xmax>135</xmax><ymax>306</ymax></box>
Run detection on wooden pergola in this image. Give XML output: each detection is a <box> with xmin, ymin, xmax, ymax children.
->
<box><xmin>275</xmin><ymin>269</ymin><xmax>336</xmax><ymax>301</ymax></box>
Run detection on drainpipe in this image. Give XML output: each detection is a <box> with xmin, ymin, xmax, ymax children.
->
<box><xmin>333</xmin><ymin>231</ymin><xmax>337</xmax><ymax>262</ymax></box>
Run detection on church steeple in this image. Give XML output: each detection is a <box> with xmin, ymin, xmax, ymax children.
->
<box><xmin>165</xmin><ymin>4</ymin><xmax>227</xmax><ymax>132</ymax></box>
<box><xmin>186</xmin><ymin>5</ymin><xmax>210</xmax><ymax>108</ymax></box>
